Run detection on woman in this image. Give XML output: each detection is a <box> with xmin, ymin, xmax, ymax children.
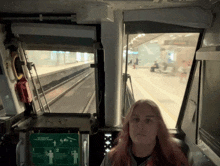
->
<box><xmin>101</xmin><ymin>99</ymin><xmax>189</xmax><ymax>166</ymax></box>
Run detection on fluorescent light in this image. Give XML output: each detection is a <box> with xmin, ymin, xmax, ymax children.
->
<box><xmin>185</xmin><ymin>34</ymin><xmax>193</xmax><ymax>37</ymax></box>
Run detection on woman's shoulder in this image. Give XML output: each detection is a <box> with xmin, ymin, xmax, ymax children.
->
<box><xmin>100</xmin><ymin>153</ymin><xmax>112</xmax><ymax>166</ymax></box>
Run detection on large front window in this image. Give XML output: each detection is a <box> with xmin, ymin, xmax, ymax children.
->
<box><xmin>124</xmin><ymin>33</ymin><xmax>199</xmax><ymax>128</ymax></box>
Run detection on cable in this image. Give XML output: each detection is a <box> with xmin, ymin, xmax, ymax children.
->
<box><xmin>20</xmin><ymin>42</ymin><xmax>45</xmax><ymax>113</ymax></box>
<box><xmin>123</xmin><ymin>34</ymin><xmax>129</xmax><ymax>115</ymax></box>
<box><xmin>128</xmin><ymin>74</ymin><xmax>135</xmax><ymax>101</ymax></box>
<box><xmin>32</xmin><ymin>64</ymin><xmax>51</xmax><ymax>113</ymax></box>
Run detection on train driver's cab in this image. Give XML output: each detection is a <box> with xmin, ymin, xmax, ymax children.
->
<box><xmin>0</xmin><ymin>1</ymin><xmax>220</xmax><ymax>166</ymax></box>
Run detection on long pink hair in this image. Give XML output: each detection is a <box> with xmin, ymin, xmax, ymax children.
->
<box><xmin>108</xmin><ymin>99</ymin><xmax>189</xmax><ymax>166</ymax></box>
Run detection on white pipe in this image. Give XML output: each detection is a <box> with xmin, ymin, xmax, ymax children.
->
<box><xmin>101</xmin><ymin>10</ymin><xmax>124</xmax><ymax>127</ymax></box>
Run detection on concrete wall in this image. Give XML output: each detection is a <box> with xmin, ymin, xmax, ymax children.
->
<box><xmin>26</xmin><ymin>51</ymin><xmax>94</xmax><ymax>66</ymax></box>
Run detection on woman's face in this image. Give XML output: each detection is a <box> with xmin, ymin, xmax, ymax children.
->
<box><xmin>129</xmin><ymin>104</ymin><xmax>159</xmax><ymax>145</ymax></box>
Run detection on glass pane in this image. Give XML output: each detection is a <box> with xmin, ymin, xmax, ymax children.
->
<box><xmin>26</xmin><ymin>50</ymin><xmax>95</xmax><ymax>114</ymax></box>
<box><xmin>123</xmin><ymin>33</ymin><xmax>199</xmax><ymax>128</ymax></box>
<box><xmin>182</xmin><ymin>61</ymin><xmax>200</xmax><ymax>141</ymax></box>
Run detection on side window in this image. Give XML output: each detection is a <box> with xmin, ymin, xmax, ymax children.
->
<box><xmin>26</xmin><ymin>50</ymin><xmax>96</xmax><ymax>114</ymax></box>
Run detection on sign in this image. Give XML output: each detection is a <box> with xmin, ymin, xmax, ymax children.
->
<box><xmin>30</xmin><ymin>133</ymin><xmax>80</xmax><ymax>166</ymax></box>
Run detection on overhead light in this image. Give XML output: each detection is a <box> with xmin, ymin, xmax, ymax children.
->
<box><xmin>138</xmin><ymin>34</ymin><xmax>142</xmax><ymax>37</ymax></box>
<box><xmin>150</xmin><ymin>40</ymin><xmax>158</xmax><ymax>43</ymax></box>
<box><xmin>170</xmin><ymin>35</ymin><xmax>173</xmax><ymax>37</ymax></box>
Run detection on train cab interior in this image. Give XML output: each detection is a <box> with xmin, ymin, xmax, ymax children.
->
<box><xmin>0</xmin><ymin>0</ymin><xmax>220</xmax><ymax>166</ymax></box>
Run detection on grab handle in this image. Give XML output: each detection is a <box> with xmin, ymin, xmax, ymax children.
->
<box><xmin>83</xmin><ymin>140</ymin><xmax>88</xmax><ymax>166</ymax></box>
<box><xmin>16</xmin><ymin>139</ymin><xmax>23</xmax><ymax>166</ymax></box>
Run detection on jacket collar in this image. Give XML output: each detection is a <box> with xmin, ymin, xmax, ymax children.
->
<box><xmin>128</xmin><ymin>145</ymin><xmax>153</xmax><ymax>166</ymax></box>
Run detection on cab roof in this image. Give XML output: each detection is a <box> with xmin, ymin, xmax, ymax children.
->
<box><xmin>0</xmin><ymin>0</ymin><xmax>215</xmax><ymax>14</ymax></box>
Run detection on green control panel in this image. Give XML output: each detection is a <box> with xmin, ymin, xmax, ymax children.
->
<box><xmin>30</xmin><ymin>133</ymin><xmax>80</xmax><ymax>166</ymax></box>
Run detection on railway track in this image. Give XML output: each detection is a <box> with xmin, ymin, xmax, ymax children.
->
<box><xmin>0</xmin><ymin>68</ymin><xmax>95</xmax><ymax>116</ymax></box>
<box><xmin>33</xmin><ymin>68</ymin><xmax>95</xmax><ymax>113</ymax></box>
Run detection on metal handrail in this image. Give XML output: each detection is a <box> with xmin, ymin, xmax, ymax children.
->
<box><xmin>16</xmin><ymin>139</ymin><xmax>23</xmax><ymax>166</ymax></box>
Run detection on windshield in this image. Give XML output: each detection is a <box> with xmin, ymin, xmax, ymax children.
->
<box><xmin>26</xmin><ymin>50</ymin><xmax>96</xmax><ymax>114</ymax></box>
<box><xmin>123</xmin><ymin>33</ymin><xmax>199</xmax><ymax>128</ymax></box>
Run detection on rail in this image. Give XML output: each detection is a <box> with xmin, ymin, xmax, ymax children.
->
<box><xmin>34</xmin><ymin>69</ymin><xmax>94</xmax><ymax>112</ymax></box>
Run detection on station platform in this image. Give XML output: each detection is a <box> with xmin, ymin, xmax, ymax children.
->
<box><xmin>32</xmin><ymin>61</ymin><xmax>93</xmax><ymax>76</ymax></box>
<box><xmin>127</xmin><ymin>66</ymin><xmax>189</xmax><ymax>128</ymax></box>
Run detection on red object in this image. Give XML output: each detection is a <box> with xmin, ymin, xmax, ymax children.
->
<box><xmin>146</xmin><ymin>157</ymin><xmax>154</xmax><ymax>166</ymax></box>
<box><xmin>15</xmin><ymin>77</ymin><xmax>33</xmax><ymax>103</ymax></box>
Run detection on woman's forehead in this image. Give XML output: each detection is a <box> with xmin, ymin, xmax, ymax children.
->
<box><xmin>132</xmin><ymin>104</ymin><xmax>155</xmax><ymax>116</ymax></box>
